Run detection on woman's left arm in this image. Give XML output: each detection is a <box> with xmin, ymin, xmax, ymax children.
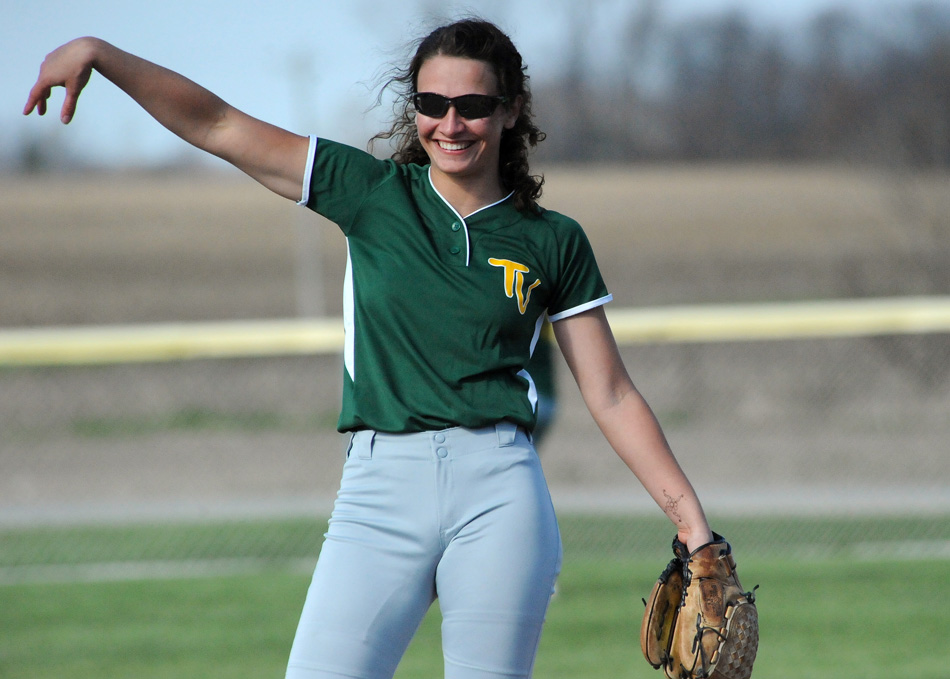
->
<box><xmin>553</xmin><ymin>306</ymin><xmax>713</xmax><ymax>552</ymax></box>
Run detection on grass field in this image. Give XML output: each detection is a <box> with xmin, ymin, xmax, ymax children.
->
<box><xmin>2</xmin><ymin>515</ymin><xmax>950</xmax><ymax>678</ymax></box>
<box><xmin>3</xmin><ymin>557</ymin><xmax>949</xmax><ymax>679</ymax></box>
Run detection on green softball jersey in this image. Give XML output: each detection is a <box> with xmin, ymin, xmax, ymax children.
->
<box><xmin>298</xmin><ymin>137</ymin><xmax>612</xmax><ymax>433</ymax></box>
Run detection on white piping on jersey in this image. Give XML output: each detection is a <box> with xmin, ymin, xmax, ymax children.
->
<box><xmin>517</xmin><ymin>368</ymin><xmax>540</xmax><ymax>414</ymax></box>
<box><xmin>343</xmin><ymin>239</ymin><xmax>356</xmax><ymax>381</ymax></box>
<box><xmin>427</xmin><ymin>168</ymin><xmax>514</xmax><ymax>267</ymax></box>
<box><xmin>528</xmin><ymin>312</ymin><xmax>546</xmax><ymax>358</ymax></box>
<box><xmin>516</xmin><ymin>313</ymin><xmax>546</xmax><ymax>414</ymax></box>
<box><xmin>548</xmin><ymin>293</ymin><xmax>614</xmax><ymax>322</ymax></box>
<box><xmin>296</xmin><ymin>135</ymin><xmax>318</xmax><ymax>206</ymax></box>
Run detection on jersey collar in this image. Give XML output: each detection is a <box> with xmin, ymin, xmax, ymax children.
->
<box><xmin>427</xmin><ymin>167</ymin><xmax>515</xmax><ymax>267</ymax></box>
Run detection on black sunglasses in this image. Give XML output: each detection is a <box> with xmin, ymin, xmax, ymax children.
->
<box><xmin>411</xmin><ymin>92</ymin><xmax>508</xmax><ymax>120</ymax></box>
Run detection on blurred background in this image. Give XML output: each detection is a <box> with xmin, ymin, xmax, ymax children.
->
<box><xmin>1</xmin><ymin>3</ymin><xmax>949</xmax><ymax>676</ymax></box>
<box><xmin>4</xmin><ymin>0</ymin><xmax>950</xmax><ymax>170</ymax></box>
<box><xmin>0</xmin><ymin>0</ymin><xmax>950</xmax><ymax>678</ymax></box>
<box><xmin>3</xmin><ymin>0</ymin><xmax>949</xmax><ymax>531</ymax></box>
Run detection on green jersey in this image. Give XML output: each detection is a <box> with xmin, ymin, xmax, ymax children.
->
<box><xmin>299</xmin><ymin>137</ymin><xmax>611</xmax><ymax>433</ymax></box>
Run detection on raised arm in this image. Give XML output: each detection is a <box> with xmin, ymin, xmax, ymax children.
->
<box><xmin>23</xmin><ymin>37</ymin><xmax>310</xmax><ymax>201</ymax></box>
<box><xmin>553</xmin><ymin>306</ymin><xmax>713</xmax><ymax>552</ymax></box>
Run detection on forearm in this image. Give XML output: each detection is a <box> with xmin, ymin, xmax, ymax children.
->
<box><xmin>589</xmin><ymin>384</ymin><xmax>712</xmax><ymax>548</ymax></box>
<box><xmin>27</xmin><ymin>37</ymin><xmax>309</xmax><ymax>199</ymax></box>
<box><xmin>554</xmin><ymin>309</ymin><xmax>711</xmax><ymax>546</ymax></box>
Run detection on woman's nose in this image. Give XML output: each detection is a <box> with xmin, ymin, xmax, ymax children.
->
<box><xmin>438</xmin><ymin>106</ymin><xmax>466</xmax><ymax>133</ymax></box>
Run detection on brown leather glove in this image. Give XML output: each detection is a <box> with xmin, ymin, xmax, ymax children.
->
<box><xmin>641</xmin><ymin>533</ymin><xmax>759</xmax><ymax>679</ymax></box>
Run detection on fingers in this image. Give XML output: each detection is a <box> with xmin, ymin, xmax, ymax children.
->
<box><xmin>23</xmin><ymin>84</ymin><xmax>50</xmax><ymax>117</ymax></box>
<box><xmin>24</xmin><ymin>75</ymin><xmax>83</xmax><ymax>124</ymax></box>
<box><xmin>60</xmin><ymin>89</ymin><xmax>80</xmax><ymax>124</ymax></box>
<box><xmin>23</xmin><ymin>66</ymin><xmax>61</xmax><ymax>119</ymax></box>
<box><xmin>59</xmin><ymin>62</ymin><xmax>93</xmax><ymax>124</ymax></box>
<box><xmin>23</xmin><ymin>39</ymin><xmax>95</xmax><ymax>124</ymax></box>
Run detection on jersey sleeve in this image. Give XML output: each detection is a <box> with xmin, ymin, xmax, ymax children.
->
<box><xmin>297</xmin><ymin>137</ymin><xmax>399</xmax><ymax>234</ymax></box>
<box><xmin>545</xmin><ymin>217</ymin><xmax>613</xmax><ymax>322</ymax></box>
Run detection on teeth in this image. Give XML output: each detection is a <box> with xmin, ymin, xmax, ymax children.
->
<box><xmin>438</xmin><ymin>141</ymin><xmax>472</xmax><ymax>151</ymax></box>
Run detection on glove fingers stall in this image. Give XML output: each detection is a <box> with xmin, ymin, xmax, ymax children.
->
<box><xmin>640</xmin><ymin>556</ymin><xmax>684</xmax><ymax>668</ymax></box>
<box><xmin>668</xmin><ymin>535</ymin><xmax>758</xmax><ymax>679</ymax></box>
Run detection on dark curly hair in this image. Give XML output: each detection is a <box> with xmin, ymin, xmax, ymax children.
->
<box><xmin>372</xmin><ymin>18</ymin><xmax>545</xmax><ymax>213</ymax></box>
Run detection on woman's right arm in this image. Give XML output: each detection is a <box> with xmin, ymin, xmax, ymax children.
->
<box><xmin>23</xmin><ymin>37</ymin><xmax>310</xmax><ymax>201</ymax></box>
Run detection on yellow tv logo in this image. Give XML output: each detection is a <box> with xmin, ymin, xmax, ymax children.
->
<box><xmin>488</xmin><ymin>258</ymin><xmax>540</xmax><ymax>315</ymax></box>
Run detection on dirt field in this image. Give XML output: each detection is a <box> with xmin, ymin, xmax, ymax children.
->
<box><xmin>2</xmin><ymin>164</ymin><xmax>948</xmax><ymax>522</ymax></box>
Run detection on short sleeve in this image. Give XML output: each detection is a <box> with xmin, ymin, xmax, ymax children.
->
<box><xmin>301</xmin><ymin>138</ymin><xmax>399</xmax><ymax>234</ymax></box>
<box><xmin>545</xmin><ymin>218</ymin><xmax>612</xmax><ymax>321</ymax></box>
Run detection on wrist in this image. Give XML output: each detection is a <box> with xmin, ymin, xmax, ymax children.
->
<box><xmin>81</xmin><ymin>37</ymin><xmax>110</xmax><ymax>69</ymax></box>
<box><xmin>680</xmin><ymin>527</ymin><xmax>714</xmax><ymax>553</ymax></box>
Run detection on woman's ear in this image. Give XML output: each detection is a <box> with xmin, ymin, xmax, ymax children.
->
<box><xmin>503</xmin><ymin>95</ymin><xmax>524</xmax><ymax>130</ymax></box>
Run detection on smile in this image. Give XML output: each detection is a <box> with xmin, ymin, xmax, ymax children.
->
<box><xmin>437</xmin><ymin>140</ymin><xmax>474</xmax><ymax>151</ymax></box>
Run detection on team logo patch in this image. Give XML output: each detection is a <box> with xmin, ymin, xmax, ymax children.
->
<box><xmin>488</xmin><ymin>258</ymin><xmax>540</xmax><ymax>314</ymax></box>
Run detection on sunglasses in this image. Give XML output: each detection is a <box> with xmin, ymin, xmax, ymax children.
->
<box><xmin>411</xmin><ymin>92</ymin><xmax>508</xmax><ymax>120</ymax></box>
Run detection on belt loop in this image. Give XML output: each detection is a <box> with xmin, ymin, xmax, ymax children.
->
<box><xmin>358</xmin><ymin>431</ymin><xmax>375</xmax><ymax>460</ymax></box>
<box><xmin>495</xmin><ymin>421</ymin><xmax>518</xmax><ymax>447</ymax></box>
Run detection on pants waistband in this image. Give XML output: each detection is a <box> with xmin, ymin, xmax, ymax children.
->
<box><xmin>350</xmin><ymin>421</ymin><xmax>524</xmax><ymax>460</ymax></box>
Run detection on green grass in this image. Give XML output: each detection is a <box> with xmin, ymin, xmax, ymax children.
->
<box><xmin>0</xmin><ymin>574</ymin><xmax>306</xmax><ymax>679</ymax></box>
<box><xmin>2</xmin><ymin>558</ymin><xmax>948</xmax><ymax>679</ymax></box>
<box><xmin>2</xmin><ymin>515</ymin><xmax>949</xmax><ymax>678</ymax></box>
<box><xmin>399</xmin><ymin>558</ymin><xmax>950</xmax><ymax>679</ymax></box>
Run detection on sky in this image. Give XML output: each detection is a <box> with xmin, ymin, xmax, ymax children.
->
<box><xmin>3</xmin><ymin>0</ymin><xmax>942</xmax><ymax>169</ymax></box>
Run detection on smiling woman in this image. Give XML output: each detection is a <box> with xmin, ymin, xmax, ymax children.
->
<box><xmin>412</xmin><ymin>55</ymin><xmax>519</xmax><ymax>214</ymax></box>
<box><xmin>23</xmin><ymin>15</ymin><xmax>725</xmax><ymax>679</ymax></box>
<box><xmin>372</xmin><ymin>18</ymin><xmax>546</xmax><ymax>215</ymax></box>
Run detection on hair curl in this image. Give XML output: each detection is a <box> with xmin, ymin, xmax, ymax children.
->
<box><xmin>371</xmin><ymin>18</ymin><xmax>545</xmax><ymax>213</ymax></box>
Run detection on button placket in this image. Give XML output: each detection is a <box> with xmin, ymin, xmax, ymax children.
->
<box><xmin>433</xmin><ymin>431</ymin><xmax>448</xmax><ymax>459</ymax></box>
<box><xmin>439</xmin><ymin>214</ymin><xmax>469</xmax><ymax>266</ymax></box>
<box><xmin>448</xmin><ymin>219</ymin><xmax>467</xmax><ymax>261</ymax></box>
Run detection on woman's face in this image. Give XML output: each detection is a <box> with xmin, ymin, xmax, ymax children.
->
<box><xmin>414</xmin><ymin>55</ymin><xmax>520</xmax><ymax>193</ymax></box>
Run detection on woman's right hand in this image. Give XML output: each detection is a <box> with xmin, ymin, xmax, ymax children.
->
<box><xmin>24</xmin><ymin>37</ymin><xmax>98</xmax><ymax>124</ymax></box>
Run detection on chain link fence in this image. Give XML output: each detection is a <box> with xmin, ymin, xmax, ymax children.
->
<box><xmin>1</xmin><ymin>328</ymin><xmax>948</xmax><ymax>578</ymax></box>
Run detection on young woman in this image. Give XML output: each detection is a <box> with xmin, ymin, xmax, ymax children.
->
<box><xmin>25</xmin><ymin>18</ymin><xmax>713</xmax><ymax>679</ymax></box>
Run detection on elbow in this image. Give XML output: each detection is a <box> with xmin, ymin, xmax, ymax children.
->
<box><xmin>585</xmin><ymin>377</ymin><xmax>639</xmax><ymax>419</ymax></box>
<box><xmin>196</xmin><ymin>105</ymin><xmax>233</xmax><ymax>158</ymax></box>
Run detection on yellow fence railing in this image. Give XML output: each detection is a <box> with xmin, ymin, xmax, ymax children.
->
<box><xmin>2</xmin><ymin>296</ymin><xmax>949</xmax><ymax>367</ymax></box>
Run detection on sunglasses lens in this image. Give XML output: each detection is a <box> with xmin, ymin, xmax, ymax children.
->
<box><xmin>412</xmin><ymin>93</ymin><xmax>504</xmax><ymax>119</ymax></box>
<box><xmin>413</xmin><ymin>93</ymin><xmax>449</xmax><ymax>117</ymax></box>
<box><xmin>454</xmin><ymin>95</ymin><xmax>498</xmax><ymax>119</ymax></box>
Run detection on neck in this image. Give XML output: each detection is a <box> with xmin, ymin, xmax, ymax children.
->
<box><xmin>429</xmin><ymin>168</ymin><xmax>507</xmax><ymax>217</ymax></box>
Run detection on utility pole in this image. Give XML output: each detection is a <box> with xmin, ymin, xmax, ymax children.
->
<box><xmin>288</xmin><ymin>53</ymin><xmax>326</xmax><ymax>318</ymax></box>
